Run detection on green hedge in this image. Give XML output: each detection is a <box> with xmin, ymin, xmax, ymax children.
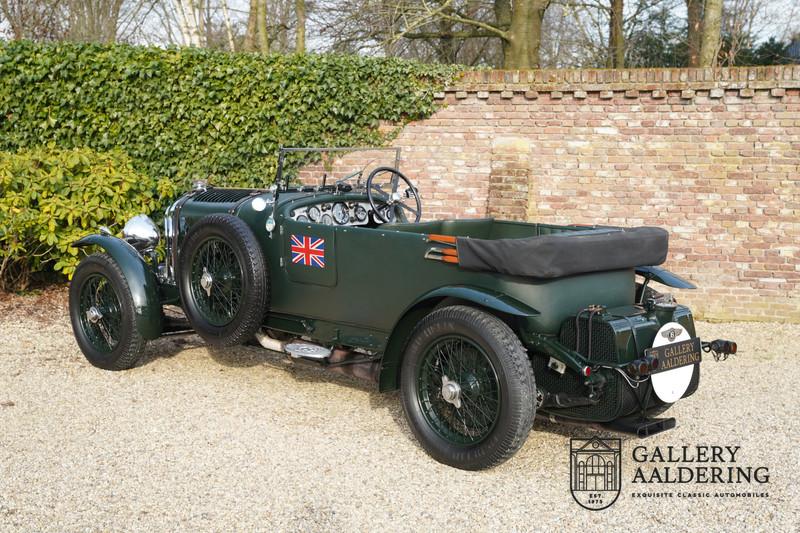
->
<box><xmin>0</xmin><ymin>41</ymin><xmax>458</xmax><ymax>289</ymax></box>
<box><xmin>0</xmin><ymin>147</ymin><xmax>175</xmax><ymax>289</ymax></box>
<box><xmin>0</xmin><ymin>41</ymin><xmax>458</xmax><ymax>189</ymax></box>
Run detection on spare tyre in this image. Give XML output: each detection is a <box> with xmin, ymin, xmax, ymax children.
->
<box><xmin>178</xmin><ymin>214</ymin><xmax>269</xmax><ymax>346</ymax></box>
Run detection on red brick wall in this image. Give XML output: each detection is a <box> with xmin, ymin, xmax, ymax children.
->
<box><xmin>390</xmin><ymin>66</ymin><xmax>800</xmax><ymax>322</ymax></box>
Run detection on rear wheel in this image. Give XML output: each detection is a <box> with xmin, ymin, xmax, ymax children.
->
<box><xmin>178</xmin><ymin>214</ymin><xmax>268</xmax><ymax>347</ymax></box>
<box><xmin>69</xmin><ymin>253</ymin><xmax>146</xmax><ymax>370</ymax></box>
<box><xmin>401</xmin><ymin>305</ymin><xmax>535</xmax><ymax>470</ymax></box>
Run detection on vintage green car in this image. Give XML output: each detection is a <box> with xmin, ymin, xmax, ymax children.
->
<box><xmin>69</xmin><ymin>147</ymin><xmax>736</xmax><ymax>470</ymax></box>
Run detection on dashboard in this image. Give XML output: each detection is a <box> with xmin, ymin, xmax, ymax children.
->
<box><xmin>289</xmin><ymin>201</ymin><xmax>375</xmax><ymax>226</ymax></box>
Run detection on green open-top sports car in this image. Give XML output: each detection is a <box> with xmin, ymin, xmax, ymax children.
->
<box><xmin>69</xmin><ymin>147</ymin><xmax>736</xmax><ymax>470</ymax></box>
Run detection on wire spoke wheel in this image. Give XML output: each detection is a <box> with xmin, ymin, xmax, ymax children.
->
<box><xmin>417</xmin><ymin>335</ymin><xmax>501</xmax><ymax>446</ymax></box>
<box><xmin>77</xmin><ymin>273</ymin><xmax>123</xmax><ymax>353</ymax></box>
<box><xmin>189</xmin><ymin>237</ymin><xmax>243</xmax><ymax>327</ymax></box>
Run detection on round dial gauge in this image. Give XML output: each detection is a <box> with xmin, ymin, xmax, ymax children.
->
<box><xmin>307</xmin><ymin>206</ymin><xmax>321</xmax><ymax>222</ymax></box>
<box><xmin>296</xmin><ymin>214</ymin><xmax>309</xmax><ymax>222</ymax></box>
<box><xmin>321</xmin><ymin>213</ymin><xmax>333</xmax><ymax>225</ymax></box>
<box><xmin>332</xmin><ymin>203</ymin><xmax>349</xmax><ymax>225</ymax></box>
<box><xmin>354</xmin><ymin>205</ymin><xmax>367</xmax><ymax>222</ymax></box>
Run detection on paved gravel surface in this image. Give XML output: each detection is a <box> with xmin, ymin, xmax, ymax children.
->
<box><xmin>1</xmin><ymin>288</ymin><xmax>797</xmax><ymax>532</ymax></box>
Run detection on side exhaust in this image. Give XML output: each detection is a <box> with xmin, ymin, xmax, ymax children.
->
<box><xmin>254</xmin><ymin>330</ymin><xmax>379</xmax><ymax>383</ymax></box>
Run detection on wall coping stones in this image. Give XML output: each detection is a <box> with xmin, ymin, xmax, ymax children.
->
<box><xmin>437</xmin><ymin>65</ymin><xmax>800</xmax><ymax>101</ymax></box>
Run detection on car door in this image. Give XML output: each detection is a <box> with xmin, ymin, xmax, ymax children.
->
<box><xmin>281</xmin><ymin>218</ymin><xmax>337</xmax><ymax>287</ymax></box>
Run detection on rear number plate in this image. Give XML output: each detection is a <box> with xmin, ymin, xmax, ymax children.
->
<box><xmin>645</xmin><ymin>338</ymin><xmax>702</xmax><ymax>374</ymax></box>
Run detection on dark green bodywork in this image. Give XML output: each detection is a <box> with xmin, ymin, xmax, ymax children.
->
<box><xmin>77</xmin><ymin>186</ymin><xmax>700</xmax><ymax>423</ymax></box>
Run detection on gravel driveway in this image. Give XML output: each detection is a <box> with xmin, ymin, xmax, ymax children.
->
<box><xmin>1</xmin><ymin>289</ymin><xmax>797</xmax><ymax>532</ymax></box>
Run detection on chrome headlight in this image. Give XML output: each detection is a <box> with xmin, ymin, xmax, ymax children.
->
<box><xmin>122</xmin><ymin>214</ymin><xmax>160</xmax><ymax>251</ymax></box>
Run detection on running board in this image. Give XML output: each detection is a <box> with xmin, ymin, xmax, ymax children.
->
<box><xmin>602</xmin><ymin>416</ymin><xmax>676</xmax><ymax>438</ymax></box>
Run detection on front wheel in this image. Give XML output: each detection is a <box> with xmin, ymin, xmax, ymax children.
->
<box><xmin>400</xmin><ymin>305</ymin><xmax>536</xmax><ymax>470</ymax></box>
<box><xmin>69</xmin><ymin>253</ymin><xmax>146</xmax><ymax>370</ymax></box>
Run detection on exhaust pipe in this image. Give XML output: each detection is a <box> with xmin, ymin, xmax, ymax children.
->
<box><xmin>255</xmin><ymin>330</ymin><xmax>285</xmax><ymax>352</ymax></box>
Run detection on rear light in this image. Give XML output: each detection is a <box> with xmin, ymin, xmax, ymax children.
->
<box><xmin>627</xmin><ymin>356</ymin><xmax>659</xmax><ymax>377</ymax></box>
<box><xmin>582</xmin><ymin>366</ymin><xmax>592</xmax><ymax>377</ymax></box>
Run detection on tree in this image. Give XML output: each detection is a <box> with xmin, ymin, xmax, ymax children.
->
<box><xmin>390</xmin><ymin>0</ymin><xmax>552</xmax><ymax>69</ymax></box>
<box><xmin>257</xmin><ymin>0</ymin><xmax>268</xmax><ymax>51</ymax></box>
<box><xmin>295</xmin><ymin>0</ymin><xmax>305</xmax><ymax>52</ymax></box>
<box><xmin>172</xmin><ymin>0</ymin><xmax>204</xmax><ymax>46</ymax></box>
<box><xmin>698</xmin><ymin>0</ymin><xmax>721</xmax><ymax>65</ymax></box>
<box><xmin>243</xmin><ymin>0</ymin><xmax>258</xmax><ymax>50</ymax></box>
<box><xmin>0</xmin><ymin>0</ymin><xmax>67</xmax><ymax>40</ymax></box>
<box><xmin>685</xmin><ymin>0</ymin><xmax>702</xmax><ymax>66</ymax></box>
<box><xmin>67</xmin><ymin>0</ymin><xmax>124</xmax><ymax>42</ymax></box>
<box><xmin>608</xmin><ymin>0</ymin><xmax>624</xmax><ymax>67</ymax></box>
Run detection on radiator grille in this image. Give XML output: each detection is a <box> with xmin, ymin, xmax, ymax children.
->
<box><xmin>193</xmin><ymin>188</ymin><xmax>254</xmax><ymax>203</ymax></box>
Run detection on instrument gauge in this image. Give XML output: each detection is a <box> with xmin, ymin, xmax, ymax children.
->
<box><xmin>354</xmin><ymin>205</ymin><xmax>368</xmax><ymax>222</ymax></box>
<box><xmin>307</xmin><ymin>206</ymin><xmax>321</xmax><ymax>222</ymax></box>
<box><xmin>332</xmin><ymin>203</ymin><xmax>349</xmax><ymax>225</ymax></box>
<box><xmin>321</xmin><ymin>213</ymin><xmax>334</xmax><ymax>225</ymax></box>
<box><xmin>296</xmin><ymin>214</ymin><xmax>309</xmax><ymax>222</ymax></box>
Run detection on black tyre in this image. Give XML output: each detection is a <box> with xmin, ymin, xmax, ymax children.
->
<box><xmin>69</xmin><ymin>253</ymin><xmax>146</xmax><ymax>370</ymax></box>
<box><xmin>178</xmin><ymin>214</ymin><xmax>268</xmax><ymax>347</ymax></box>
<box><xmin>400</xmin><ymin>305</ymin><xmax>536</xmax><ymax>470</ymax></box>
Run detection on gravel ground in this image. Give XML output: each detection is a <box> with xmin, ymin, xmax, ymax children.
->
<box><xmin>0</xmin><ymin>288</ymin><xmax>798</xmax><ymax>532</ymax></box>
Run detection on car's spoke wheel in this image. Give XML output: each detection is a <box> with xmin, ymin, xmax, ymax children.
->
<box><xmin>417</xmin><ymin>336</ymin><xmax>501</xmax><ymax>445</ymax></box>
<box><xmin>178</xmin><ymin>214</ymin><xmax>269</xmax><ymax>347</ymax></box>
<box><xmin>69</xmin><ymin>253</ymin><xmax>146</xmax><ymax>370</ymax></box>
<box><xmin>78</xmin><ymin>273</ymin><xmax>123</xmax><ymax>352</ymax></box>
<box><xmin>401</xmin><ymin>305</ymin><xmax>536</xmax><ymax>470</ymax></box>
<box><xmin>189</xmin><ymin>237</ymin><xmax>243</xmax><ymax>327</ymax></box>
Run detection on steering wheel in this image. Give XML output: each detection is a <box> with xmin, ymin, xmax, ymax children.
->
<box><xmin>366</xmin><ymin>167</ymin><xmax>422</xmax><ymax>224</ymax></box>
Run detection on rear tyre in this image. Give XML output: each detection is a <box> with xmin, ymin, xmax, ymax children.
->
<box><xmin>400</xmin><ymin>305</ymin><xmax>536</xmax><ymax>470</ymax></box>
<box><xmin>69</xmin><ymin>253</ymin><xmax>146</xmax><ymax>370</ymax></box>
<box><xmin>178</xmin><ymin>214</ymin><xmax>269</xmax><ymax>347</ymax></box>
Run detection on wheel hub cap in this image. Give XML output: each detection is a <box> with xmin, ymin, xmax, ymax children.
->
<box><xmin>441</xmin><ymin>375</ymin><xmax>462</xmax><ymax>409</ymax></box>
<box><xmin>200</xmin><ymin>267</ymin><xmax>213</xmax><ymax>297</ymax></box>
<box><xmin>86</xmin><ymin>306</ymin><xmax>103</xmax><ymax>324</ymax></box>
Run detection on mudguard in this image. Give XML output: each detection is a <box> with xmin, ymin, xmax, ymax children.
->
<box><xmin>635</xmin><ymin>265</ymin><xmax>697</xmax><ymax>289</ymax></box>
<box><xmin>73</xmin><ymin>234</ymin><xmax>163</xmax><ymax>340</ymax></box>
<box><xmin>378</xmin><ymin>286</ymin><xmax>539</xmax><ymax>391</ymax></box>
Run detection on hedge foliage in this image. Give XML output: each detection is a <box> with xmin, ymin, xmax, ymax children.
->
<box><xmin>0</xmin><ymin>41</ymin><xmax>457</xmax><ymax>289</ymax></box>
<box><xmin>0</xmin><ymin>41</ymin><xmax>458</xmax><ymax>189</ymax></box>
<box><xmin>0</xmin><ymin>147</ymin><xmax>175</xmax><ymax>289</ymax></box>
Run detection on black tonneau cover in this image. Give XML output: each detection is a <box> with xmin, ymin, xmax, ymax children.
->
<box><xmin>456</xmin><ymin>227</ymin><xmax>669</xmax><ymax>278</ymax></box>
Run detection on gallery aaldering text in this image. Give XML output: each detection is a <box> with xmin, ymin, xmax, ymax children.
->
<box><xmin>631</xmin><ymin>446</ymin><xmax>770</xmax><ymax>484</ymax></box>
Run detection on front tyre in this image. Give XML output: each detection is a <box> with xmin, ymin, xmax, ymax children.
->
<box><xmin>69</xmin><ymin>253</ymin><xmax>146</xmax><ymax>370</ymax></box>
<box><xmin>400</xmin><ymin>305</ymin><xmax>536</xmax><ymax>470</ymax></box>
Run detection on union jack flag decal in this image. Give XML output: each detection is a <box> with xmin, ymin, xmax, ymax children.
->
<box><xmin>290</xmin><ymin>234</ymin><xmax>325</xmax><ymax>268</ymax></box>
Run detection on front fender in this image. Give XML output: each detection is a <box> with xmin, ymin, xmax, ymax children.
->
<box><xmin>73</xmin><ymin>234</ymin><xmax>162</xmax><ymax>340</ymax></box>
<box><xmin>378</xmin><ymin>286</ymin><xmax>539</xmax><ymax>391</ymax></box>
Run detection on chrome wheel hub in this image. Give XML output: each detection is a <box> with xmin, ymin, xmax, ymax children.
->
<box><xmin>86</xmin><ymin>306</ymin><xmax>103</xmax><ymax>324</ymax></box>
<box><xmin>200</xmin><ymin>267</ymin><xmax>213</xmax><ymax>297</ymax></box>
<box><xmin>441</xmin><ymin>375</ymin><xmax>462</xmax><ymax>409</ymax></box>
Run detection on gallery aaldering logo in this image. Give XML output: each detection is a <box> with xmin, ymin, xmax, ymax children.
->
<box><xmin>570</xmin><ymin>437</ymin><xmax>621</xmax><ymax>510</ymax></box>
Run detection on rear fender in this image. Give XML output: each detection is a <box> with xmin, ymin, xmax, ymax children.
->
<box><xmin>636</xmin><ymin>266</ymin><xmax>696</xmax><ymax>289</ymax></box>
<box><xmin>73</xmin><ymin>234</ymin><xmax>163</xmax><ymax>340</ymax></box>
<box><xmin>378</xmin><ymin>286</ymin><xmax>539</xmax><ymax>391</ymax></box>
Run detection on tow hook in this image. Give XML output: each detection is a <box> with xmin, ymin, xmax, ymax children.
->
<box><xmin>702</xmin><ymin>339</ymin><xmax>738</xmax><ymax>361</ymax></box>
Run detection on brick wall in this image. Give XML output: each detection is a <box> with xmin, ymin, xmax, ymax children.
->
<box><xmin>390</xmin><ymin>66</ymin><xmax>800</xmax><ymax>322</ymax></box>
